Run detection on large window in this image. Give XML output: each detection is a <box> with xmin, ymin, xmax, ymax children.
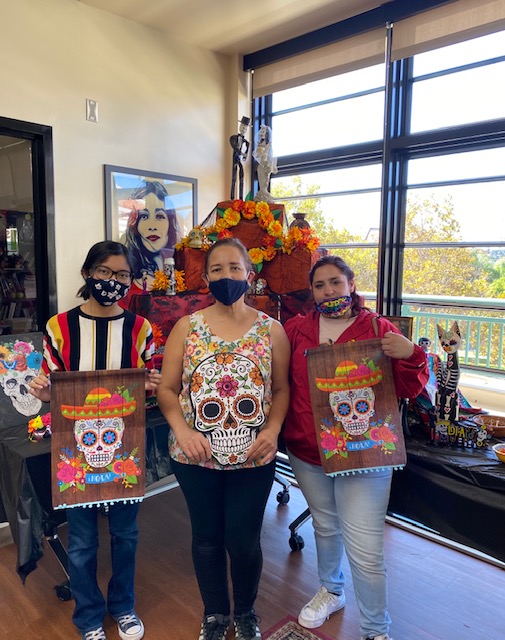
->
<box><xmin>256</xmin><ymin>28</ymin><xmax>505</xmax><ymax>372</ymax></box>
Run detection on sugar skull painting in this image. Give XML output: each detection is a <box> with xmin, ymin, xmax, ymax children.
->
<box><xmin>61</xmin><ymin>387</ymin><xmax>136</xmax><ymax>468</ymax></box>
<box><xmin>0</xmin><ymin>339</ymin><xmax>43</xmax><ymax>417</ymax></box>
<box><xmin>306</xmin><ymin>340</ymin><xmax>406</xmax><ymax>476</ymax></box>
<box><xmin>189</xmin><ymin>353</ymin><xmax>265</xmax><ymax>465</ymax></box>
<box><xmin>49</xmin><ymin>369</ymin><xmax>146</xmax><ymax>509</ymax></box>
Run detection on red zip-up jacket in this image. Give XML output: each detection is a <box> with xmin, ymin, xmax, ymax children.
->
<box><xmin>283</xmin><ymin>309</ymin><xmax>429</xmax><ymax>466</ymax></box>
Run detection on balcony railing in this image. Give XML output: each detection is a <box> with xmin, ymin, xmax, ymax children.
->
<box><xmin>400</xmin><ymin>295</ymin><xmax>505</xmax><ymax>374</ymax></box>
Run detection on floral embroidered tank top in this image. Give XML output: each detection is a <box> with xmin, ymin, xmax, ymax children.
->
<box><xmin>168</xmin><ymin>310</ymin><xmax>274</xmax><ymax>471</ymax></box>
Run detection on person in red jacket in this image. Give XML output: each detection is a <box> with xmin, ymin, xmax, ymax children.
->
<box><xmin>283</xmin><ymin>255</ymin><xmax>428</xmax><ymax>640</ymax></box>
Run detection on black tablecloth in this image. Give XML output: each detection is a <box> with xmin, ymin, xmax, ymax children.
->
<box><xmin>389</xmin><ymin>433</ymin><xmax>505</xmax><ymax>562</ymax></box>
<box><xmin>0</xmin><ymin>406</ymin><xmax>172</xmax><ymax>580</ymax></box>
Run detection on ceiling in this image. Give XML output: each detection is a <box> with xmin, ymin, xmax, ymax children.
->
<box><xmin>79</xmin><ymin>0</ymin><xmax>385</xmax><ymax>55</ymax></box>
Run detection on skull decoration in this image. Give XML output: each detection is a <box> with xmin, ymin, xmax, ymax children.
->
<box><xmin>329</xmin><ymin>386</ymin><xmax>375</xmax><ymax>436</ymax></box>
<box><xmin>190</xmin><ymin>353</ymin><xmax>265</xmax><ymax>465</ymax></box>
<box><xmin>0</xmin><ymin>339</ymin><xmax>43</xmax><ymax>417</ymax></box>
<box><xmin>73</xmin><ymin>416</ymin><xmax>124</xmax><ymax>468</ymax></box>
<box><xmin>1</xmin><ymin>369</ymin><xmax>42</xmax><ymax>416</ymax></box>
<box><xmin>61</xmin><ymin>386</ymin><xmax>136</xmax><ymax>469</ymax></box>
<box><xmin>316</xmin><ymin>358</ymin><xmax>383</xmax><ymax>437</ymax></box>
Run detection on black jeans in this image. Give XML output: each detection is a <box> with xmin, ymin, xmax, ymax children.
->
<box><xmin>171</xmin><ymin>459</ymin><xmax>275</xmax><ymax>616</ymax></box>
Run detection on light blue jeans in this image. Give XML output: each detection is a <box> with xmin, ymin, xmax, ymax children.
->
<box><xmin>288</xmin><ymin>451</ymin><xmax>392</xmax><ymax>640</ymax></box>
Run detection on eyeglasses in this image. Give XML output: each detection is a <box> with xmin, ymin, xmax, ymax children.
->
<box><xmin>93</xmin><ymin>265</ymin><xmax>133</xmax><ymax>284</ymax></box>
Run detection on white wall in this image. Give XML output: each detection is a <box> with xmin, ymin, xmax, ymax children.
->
<box><xmin>0</xmin><ymin>0</ymin><xmax>234</xmax><ymax>310</ymax></box>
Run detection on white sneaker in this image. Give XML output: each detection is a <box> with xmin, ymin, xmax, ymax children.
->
<box><xmin>298</xmin><ymin>586</ymin><xmax>346</xmax><ymax>629</ymax></box>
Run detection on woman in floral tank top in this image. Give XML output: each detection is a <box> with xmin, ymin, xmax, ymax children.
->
<box><xmin>158</xmin><ymin>238</ymin><xmax>290</xmax><ymax>640</ymax></box>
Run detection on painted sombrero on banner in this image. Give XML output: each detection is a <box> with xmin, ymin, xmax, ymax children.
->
<box><xmin>306</xmin><ymin>338</ymin><xmax>406</xmax><ymax>476</ymax></box>
<box><xmin>50</xmin><ymin>369</ymin><xmax>146</xmax><ymax>509</ymax></box>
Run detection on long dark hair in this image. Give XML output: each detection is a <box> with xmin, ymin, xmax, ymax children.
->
<box><xmin>123</xmin><ymin>181</ymin><xmax>179</xmax><ymax>279</ymax></box>
<box><xmin>77</xmin><ymin>241</ymin><xmax>134</xmax><ymax>299</ymax></box>
<box><xmin>309</xmin><ymin>254</ymin><xmax>364</xmax><ymax>316</ymax></box>
<box><xmin>205</xmin><ymin>237</ymin><xmax>253</xmax><ymax>274</ymax></box>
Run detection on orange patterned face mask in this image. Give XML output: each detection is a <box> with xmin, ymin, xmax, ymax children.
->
<box><xmin>316</xmin><ymin>295</ymin><xmax>352</xmax><ymax>318</ymax></box>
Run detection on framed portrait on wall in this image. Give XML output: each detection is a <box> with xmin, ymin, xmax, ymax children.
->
<box><xmin>385</xmin><ymin>316</ymin><xmax>413</xmax><ymax>340</ymax></box>
<box><xmin>104</xmin><ymin>165</ymin><xmax>197</xmax><ymax>291</ymax></box>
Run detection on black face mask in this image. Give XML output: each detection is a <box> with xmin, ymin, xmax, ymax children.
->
<box><xmin>86</xmin><ymin>277</ymin><xmax>130</xmax><ymax>306</ymax></box>
<box><xmin>208</xmin><ymin>278</ymin><xmax>249</xmax><ymax>306</ymax></box>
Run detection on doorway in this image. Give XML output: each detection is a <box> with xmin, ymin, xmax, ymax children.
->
<box><xmin>0</xmin><ymin>117</ymin><xmax>56</xmax><ymax>333</ymax></box>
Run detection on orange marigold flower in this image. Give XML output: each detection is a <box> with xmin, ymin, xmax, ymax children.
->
<box><xmin>230</xmin><ymin>199</ymin><xmax>244</xmax><ymax>212</ymax></box>
<box><xmin>217</xmin><ymin>229</ymin><xmax>233</xmax><ymax>239</ymax></box>
<box><xmin>223</xmin><ymin>208</ymin><xmax>241</xmax><ymax>226</ymax></box>
<box><xmin>262</xmin><ymin>233</ymin><xmax>276</xmax><ymax>247</ymax></box>
<box><xmin>267</xmin><ymin>220</ymin><xmax>283</xmax><ymax>237</ymax></box>
<box><xmin>255</xmin><ymin>202</ymin><xmax>270</xmax><ymax>217</ymax></box>
<box><xmin>263</xmin><ymin>246</ymin><xmax>277</xmax><ymax>261</ymax></box>
<box><xmin>152</xmin><ymin>271</ymin><xmax>169</xmax><ymax>291</ymax></box>
<box><xmin>248</xmin><ymin>248</ymin><xmax>264</xmax><ymax>265</ymax></box>
<box><xmin>175</xmin><ymin>270</ymin><xmax>187</xmax><ymax>292</ymax></box>
<box><xmin>243</xmin><ymin>201</ymin><xmax>257</xmax><ymax>218</ymax></box>
<box><xmin>151</xmin><ymin>323</ymin><xmax>166</xmax><ymax>349</ymax></box>
<box><xmin>258</xmin><ymin>211</ymin><xmax>274</xmax><ymax>229</ymax></box>
<box><xmin>215</xmin><ymin>218</ymin><xmax>229</xmax><ymax>232</ymax></box>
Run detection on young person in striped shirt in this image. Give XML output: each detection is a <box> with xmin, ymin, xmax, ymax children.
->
<box><xmin>30</xmin><ymin>241</ymin><xmax>160</xmax><ymax>640</ymax></box>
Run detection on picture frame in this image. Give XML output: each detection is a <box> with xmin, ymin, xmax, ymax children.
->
<box><xmin>385</xmin><ymin>315</ymin><xmax>413</xmax><ymax>340</ymax></box>
<box><xmin>104</xmin><ymin>164</ymin><xmax>197</xmax><ymax>251</ymax></box>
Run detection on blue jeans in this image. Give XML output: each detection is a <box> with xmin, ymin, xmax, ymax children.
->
<box><xmin>66</xmin><ymin>502</ymin><xmax>140</xmax><ymax>634</ymax></box>
<box><xmin>288</xmin><ymin>452</ymin><xmax>392</xmax><ymax>640</ymax></box>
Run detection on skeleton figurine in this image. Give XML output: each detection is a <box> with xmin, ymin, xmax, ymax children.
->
<box><xmin>435</xmin><ymin>321</ymin><xmax>461</xmax><ymax>424</ymax></box>
<box><xmin>189</xmin><ymin>353</ymin><xmax>265</xmax><ymax>465</ymax></box>
<box><xmin>253</xmin><ymin>124</ymin><xmax>278</xmax><ymax>203</ymax></box>
<box><xmin>230</xmin><ymin>116</ymin><xmax>251</xmax><ymax>200</ymax></box>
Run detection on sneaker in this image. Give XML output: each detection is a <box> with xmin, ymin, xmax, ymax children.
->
<box><xmin>298</xmin><ymin>586</ymin><xmax>346</xmax><ymax>629</ymax></box>
<box><xmin>364</xmin><ymin>636</ymin><xmax>392</xmax><ymax>640</ymax></box>
<box><xmin>82</xmin><ymin>628</ymin><xmax>106</xmax><ymax>640</ymax></box>
<box><xmin>198</xmin><ymin>614</ymin><xmax>230</xmax><ymax>640</ymax></box>
<box><xmin>234</xmin><ymin>610</ymin><xmax>262</xmax><ymax>639</ymax></box>
<box><xmin>115</xmin><ymin>612</ymin><xmax>145</xmax><ymax>640</ymax></box>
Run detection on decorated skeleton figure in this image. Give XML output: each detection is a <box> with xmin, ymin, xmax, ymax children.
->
<box><xmin>0</xmin><ymin>339</ymin><xmax>43</xmax><ymax>417</ymax></box>
<box><xmin>190</xmin><ymin>352</ymin><xmax>265</xmax><ymax>465</ymax></box>
<box><xmin>435</xmin><ymin>321</ymin><xmax>461</xmax><ymax>423</ymax></box>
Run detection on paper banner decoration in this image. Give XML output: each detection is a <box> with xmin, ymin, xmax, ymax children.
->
<box><xmin>50</xmin><ymin>369</ymin><xmax>146</xmax><ymax>509</ymax></box>
<box><xmin>306</xmin><ymin>338</ymin><xmax>406</xmax><ymax>476</ymax></box>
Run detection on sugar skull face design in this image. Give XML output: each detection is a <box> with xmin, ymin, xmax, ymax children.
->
<box><xmin>329</xmin><ymin>386</ymin><xmax>375</xmax><ymax>436</ymax></box>
<box><xmin>190</xmin><ymin>353</ymin><xmax>265</xmax><ymax>465</ymax></box>
<box><xmin>1</xmin><ymin>369</ymin><xmax>42</xmax><ymax>416</ymax></box>
<box><xmin>316</xmin><ymin>358</ymin><xmax>383</xmax><ymax>438</ymax></box>
<box><xmin>73</xmin><ymin>416</ymin><xmax>125</xmax><ymax>468</ymax></box>
<box><xmin>0</xmin><ymin>340</ymin><xmax>43</xmax><ymax>417</ymax></box>
<box><xmin>61</xmin><ymin>386</ymin><xmax>136</xmax><ymax>469</ymax></box>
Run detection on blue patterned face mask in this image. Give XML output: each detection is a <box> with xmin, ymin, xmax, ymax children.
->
<box><xmin>209</xmin><ymin>278</ymin><xmax>249</xmax><ymax>306</ymax></box>
<box><xmin>316</xmin><ymin>295</ymin><xmax>352</xmax><ymax>318</ymax></box>
<box><xmin>87</xmin><ymin>277</ymin><xmax>130</xmax><ymax>306</ymax></box>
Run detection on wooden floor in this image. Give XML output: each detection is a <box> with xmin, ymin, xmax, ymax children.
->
<box><xmin>0</xmin><ymin>483</ymin><xmax>504</xmax><ymax>640</ymax></box>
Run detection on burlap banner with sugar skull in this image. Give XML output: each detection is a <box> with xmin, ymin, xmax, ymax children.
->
<box><xmin>50</xmin><ymin>369</ymin><xmax>146</xmax><ymax>509</ymax></box>
<box><xmin>306</xmin><ymin>338</ymin><xmax>406</xmax><ymax>476</ymax></box>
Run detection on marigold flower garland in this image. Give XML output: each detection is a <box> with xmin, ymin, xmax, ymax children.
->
<box><xmin>175</xmin><ymin>199</ymin><xmax>320</xmax><ymax>273</ymax></box>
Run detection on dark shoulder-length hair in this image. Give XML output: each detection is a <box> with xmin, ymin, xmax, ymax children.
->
<box><xmin>309</xmin><ymin>254</ymin><xmax>364</xmax><ymax>316</ymax></box>
<box><xmin>77</xmin><ymin>241</ymin><xmax>134</xmax><ymax>300</ymax></box>
<box><xmin>123</xmin><ymin>181</ymin><xmax>179</xmax><ymax>279</ymax></box>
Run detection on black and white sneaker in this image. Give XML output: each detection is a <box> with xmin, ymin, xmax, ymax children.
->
<box><xmin>198</xmin><ymin>613</ymin><xmax>230</xmax><ymax>640</ymax></box>
<box><xmin>234</xmin><ymin>610</ymin><xmax>262</xmax><ymax>639</ymax></box>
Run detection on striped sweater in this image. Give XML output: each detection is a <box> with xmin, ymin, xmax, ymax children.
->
<box><xmin>42</xmin><ymin>306</ymin><xmax>154</xmax><ymax>374</ymax></box>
